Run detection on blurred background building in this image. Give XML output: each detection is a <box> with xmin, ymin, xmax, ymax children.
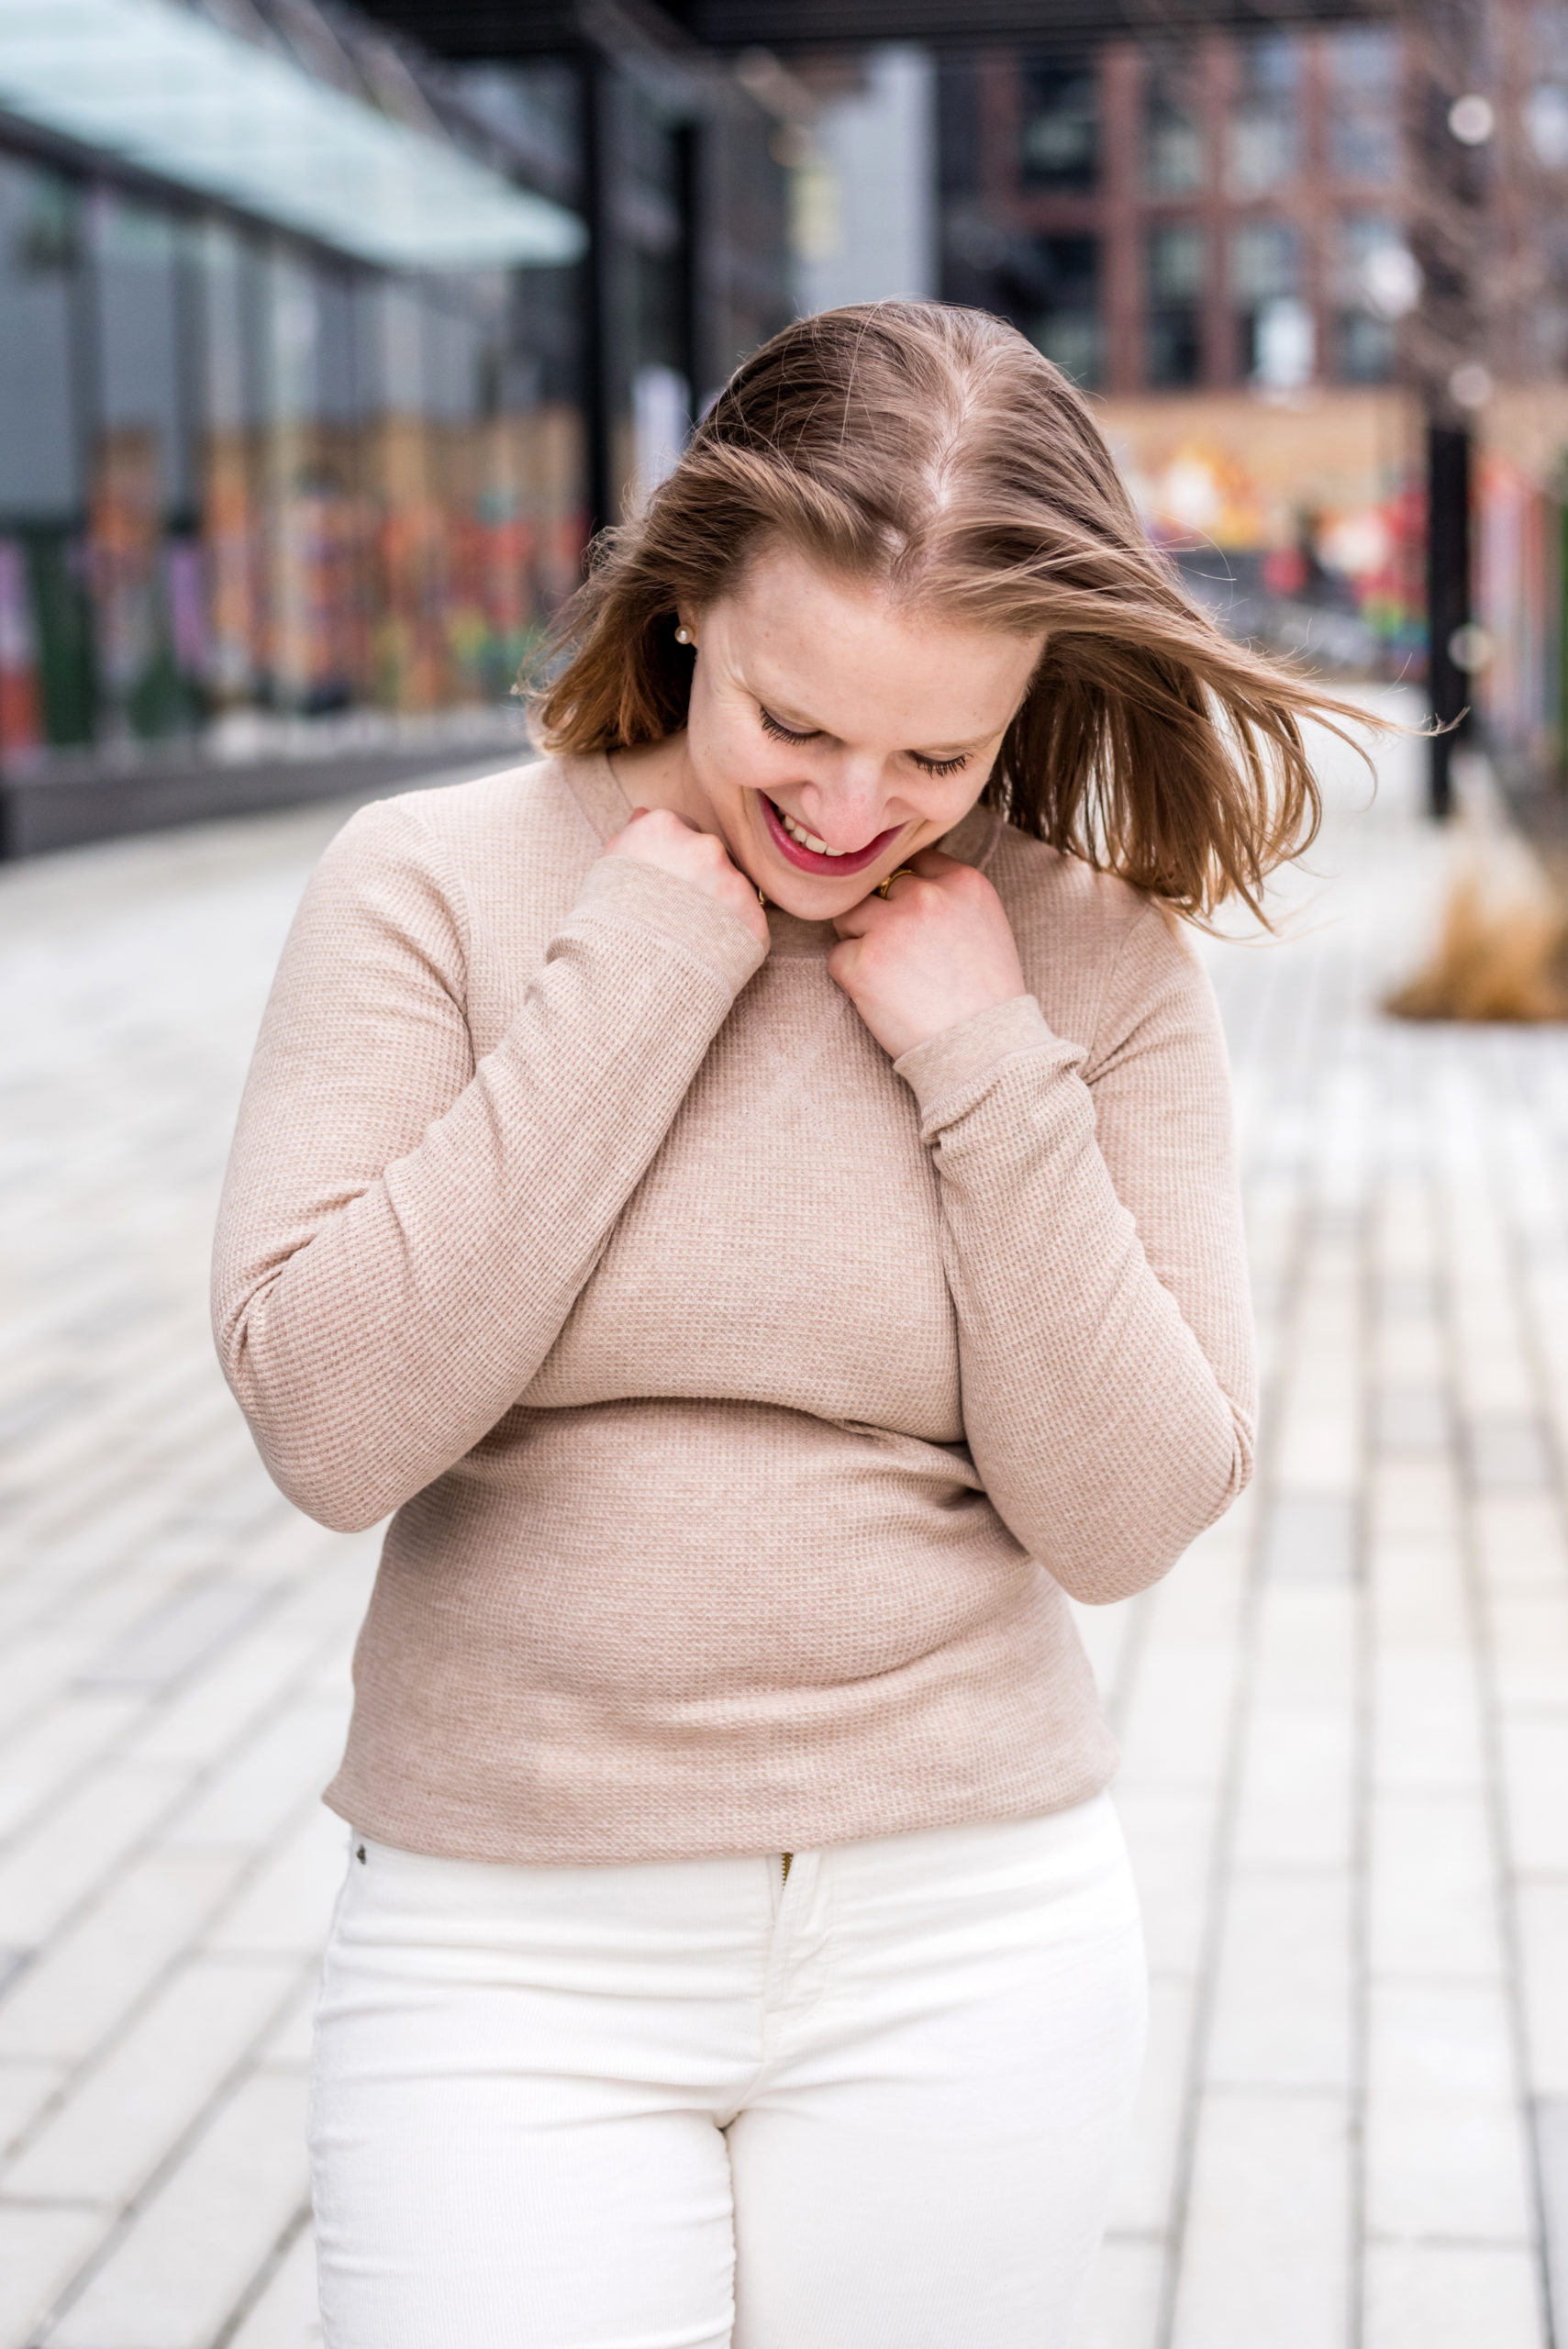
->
<box><xmin>3</xmin><ymin>0</ymin><xmax>1568</xmax><ymax>851</ymax></box>
<box><xmin>0</xmin><ymin>0</ymin><xmax>791</xmax><ymax>850</ymax></box>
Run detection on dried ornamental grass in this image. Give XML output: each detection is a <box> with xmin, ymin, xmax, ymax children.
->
<box><xmin>1385</xmin><ymin>868</ymin><xmax>1568</xmax><ymax>1023</ymax></box>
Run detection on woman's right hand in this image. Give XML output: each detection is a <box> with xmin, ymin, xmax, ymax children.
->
<box><xmin>606</xmin><ymin>807</ymin><xmax>770</xmax><ymax>947</ymax></box>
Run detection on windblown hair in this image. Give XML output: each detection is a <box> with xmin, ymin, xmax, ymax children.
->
<box><xmin>534</xmin><ymin>301</ymin><xmax>1367</xmax><ymax>922</ymax></box>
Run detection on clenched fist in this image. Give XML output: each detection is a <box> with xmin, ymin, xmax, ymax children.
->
<box><xmin>606</xmin><ymin>807</ymin><xmax>771</xmax><ymax>950</ymax></box>
<box><xmin>828</xmin><ymin>851</ymin><xmax>1028</xmax><ymax>1061</ymax></box>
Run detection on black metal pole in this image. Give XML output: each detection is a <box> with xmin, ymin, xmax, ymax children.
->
<box><xmin>579</xmin><ymin>50</ymin><xmax>615</xmax><ymax>546</ymax></box>
<box><xmin>1426</xmin><ymin>417</ymin><xmax>1471</xmax><ymax>822</ymax></box>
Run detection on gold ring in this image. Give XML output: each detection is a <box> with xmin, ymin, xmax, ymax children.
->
<box><xmin>876</xmin><ymin>866</ymin><xmax>917</xmax><ymax>900</ymax></box>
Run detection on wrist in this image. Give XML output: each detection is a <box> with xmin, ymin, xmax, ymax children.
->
<box><xmin>893</xmin><ymin>994</ymin><xmax>1056</xmax><ymax>1111</ymax></box>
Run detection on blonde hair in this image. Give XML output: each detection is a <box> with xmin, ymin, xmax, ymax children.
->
<box><xmin>535</xmin><ymin>301</ymin><xmax>1367</xmax><ymax>923</ymax></box>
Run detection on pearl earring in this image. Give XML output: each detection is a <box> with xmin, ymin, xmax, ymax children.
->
<box><xmin>674</xmin><ymin>625</ymin><xmax>693</xmax><ymax>646</ymax></box>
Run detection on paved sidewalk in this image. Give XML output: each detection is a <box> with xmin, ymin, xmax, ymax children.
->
<box><xmin>0</xmin><ymin>701</ymin><xmax>1563</xmax><ymax>2349</ymax></box>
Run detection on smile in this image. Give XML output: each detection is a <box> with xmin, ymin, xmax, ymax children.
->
<box><xmin>761</xmin><ymin>795</ymin><xmax>904</xmax><ymax>877</ymax></box>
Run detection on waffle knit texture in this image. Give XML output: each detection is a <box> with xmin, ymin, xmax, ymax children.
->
<box><xmin>212</xmin><ymin>752</ymin><xmax>1255</xmax><ymax>1865</ymax></box>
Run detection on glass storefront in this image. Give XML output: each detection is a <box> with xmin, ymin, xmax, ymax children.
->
<box><xmin>0</xmin><ymin>138</ymin><xmax>585</xmax><ymax>767</ymax></box>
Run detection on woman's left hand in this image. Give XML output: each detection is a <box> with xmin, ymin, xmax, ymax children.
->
<box><xmin>828</xmin><ymin>850</ymin><xmax>1029</xmax><ymax>1062</ymax></box>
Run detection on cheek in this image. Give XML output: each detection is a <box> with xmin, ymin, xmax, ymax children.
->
<box><xmin>690</xmin><ymin>694</ymin><xmax>792</xmax><ymax>798</ymax></box>
<box><xmin>922</xmin><ymin>771</ymin><xmax>990</xmax><ymax>831</ymax></box>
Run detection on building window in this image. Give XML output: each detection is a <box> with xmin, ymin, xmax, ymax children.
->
<box><xmin>1143</xmin><ymin>54</ymin><xmax>1206</xmax><ymax>197</ymax></box>
<box><xmin>1333</xmin><ymin>215</ymin><xmax>1403</xmax><ymax>382</ymax></box>
<box><xmin>1146</xmin><ymin>224</ymin><xmax>1206</xmax><ymax>386</ymax></box>
<box><xmin>0</xmin><ymin>154</ymin><xmax>91</xmax><ymax>754</ymax></box>
<box><xmin>1327</xmin><ymin>29</ymin><xmax>1400</xmax><ymax>185</ymax></box>
<box><xmin>1229</xmin><ymin>35</ymin><xmax>1300</xmax><ymax>196</ymax></box>
<box><xmin>1230</xmin><ymin>219</ymin><xmax>1307</xmax><ymax>384</ymax></box>
<box><xmin>1023</xmin><ymin>235</ymin><xmax>1102</xmax><ymax>388</ymax></box>
<box><xmin>1018</xmin><ymin>57</ymin><xmax>1098</xmax><ymax>193</ymax></box>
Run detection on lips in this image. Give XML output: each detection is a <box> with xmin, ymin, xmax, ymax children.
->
<box><xmin>760</xmin><ymin>793</ymin><xmax>904</xmax><ymax>877</ymax></box>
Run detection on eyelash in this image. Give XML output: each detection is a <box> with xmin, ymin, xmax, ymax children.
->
<box><xmin>757</xmin><ymin>707</ymin><xmax>970</xmax><ymax>778</ymax></box>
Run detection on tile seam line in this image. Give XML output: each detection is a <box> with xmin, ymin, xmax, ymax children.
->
<box><xmin>1151</xmin><ymin>1126</ymin><xmax>1313</xmax><ymax>2349</ymax></box>
<box><xmin>16</xmin><ymin>1975</ymin><xmax>315</xmax><ymax>2349</ymax></box>
<box><xmin>1465</xmin><ymin>1055</ymin><xmax>1568</xmax><ymax>2349</ymax></box>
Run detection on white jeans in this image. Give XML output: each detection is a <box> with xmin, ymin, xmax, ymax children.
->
<box><xmin>309</xmin><ymin>1795</ymin><xmax>1146</xmax><ymax>2349</ymax></box>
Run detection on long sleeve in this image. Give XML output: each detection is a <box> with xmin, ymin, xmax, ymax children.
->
<box><xmin>212</xmin><ymin>795</ymin><xmax>767</xmax><ymax>1533</ymax></box>
<box><xmin>894</xmin><ymin>902</ymin><xmax>1254</xmax><ymax>1605</ymax></box>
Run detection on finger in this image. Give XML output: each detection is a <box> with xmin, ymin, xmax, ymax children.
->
<box><xmin>830</xmin><ymin>896</ymin><xmax>887</xmax><ymax>938</ymax></box>
<box><xmin>910</xmin><ymin>846</ymin><xmax>959</xmax><ymax>877</ymax></box>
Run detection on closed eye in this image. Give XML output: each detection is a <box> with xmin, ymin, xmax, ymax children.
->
<box><xmin>759</xmin><ymin>707</ymin><xmax>820</xmax><ymax>747</ymax></box>
<box><xmin>762</xmin><ymin>704</ymin><xmax>971</xmax><ymax>777</ymax></box>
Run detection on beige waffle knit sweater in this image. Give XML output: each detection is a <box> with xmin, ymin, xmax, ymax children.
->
<box><xmin>213</xmin><ymin>751</ymin><xmax>1254</xmax><ymax>1865</ymax></box>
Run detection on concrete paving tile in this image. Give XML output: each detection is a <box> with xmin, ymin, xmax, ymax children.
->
<box><xmin>1518</xmin><ymin>1886</ymin><xmax>1568</xmax><ymax>2097</ymax></box>
<box><xmin>1116</xmin><ymin>1646</ymin><xmax>1239</xmax><ymax>1793</ymax></box>
<box><xmin>1498</xmin><ymin>1717</ymin><xmax>1568</xmax><ymax>1871</ymax></box>
<box><xmin>1261</xmin><ymin>1496</ymin><xmax>1359</xmax><ymax>1585</ymax></box>
<box><xmin>1169</xmin><ymin>2090</ymin><xmax>1350</xmax><ymax>2349</ymax></box>
<box><xmin>48</xmin><ymin>2067</ymin><xmax>310</xmax><ymax>2349</ymax></box>
<box><xmin>82</xmin><ymin>1575</ymin><xmax>275</xmax><ymax>1692</ymax></box>
<box><xmin>1206</xmin><ymin>1873</ymin><xmax>1352</xmax><ymax>2089</ymax></box>
<box><xmin>1473</xmin><ymin>1496</ymin><xmax>1568</xmax><ymax>1595</ymax></box>
<box><xmin>0</xmin><ymin>2205</ymin><xmax>108</xmax><ymax>2349</ymax></box>
<box><xmin>0</xmin><ymin>1762</ymin><xmax>189</xmax><ymax>1946</ymax></box>
<box><xmin>1369</xmin><ymin>1535</ymin><xmax>1468</xmax><ymax>1648</ymax></box>
<box><xmin>1365</xmin><ymin>2087</ymin><xmax>1536</xmax><ymax>2243</ymax></box>
<box><xmin>1067</xmin><ymin>2235</ymin><xmax>1163</xmax><ymax>2349</ymax></box>
<box><xmin>1252</xmin><ymin>1586</ymin><xmax>1357</xmax><ymax>1710</ymax></box>
<box><xmin>1107</xmin><ymin>1973</ymin><xmax>1197</xmax><ymax>2234</ymax></box>
<box><xmin>1469</xmin><ymin>1418</ymin><xmax>1556</xmax><ymax>1493</ymax></box>
<box><xmin>1138</xmin><ymin>1514</ymin><xmax>1251</xmax><ymax>1642</ymax></box>
<box><xmin>228</xmin><ymin>2222</ymin><xmax>321</xmax><ymax>2349</ymax></box>
<box><xmin>1372</xmin><ymin>1318</ymin><xmax>1440</xmax><ymax>1383</ymax></box>
<box><xmin>1538</xmin><ymin>2099</ymin><xmax>1568</xmax><ymax>2349</ymax></box>
<box><xmin>0</xmin><ymin>2059</ymin><xmax>64</xmax><ymax>2157</ymax></box>
<box><xmin>1370</xmin><ymin>1463</ymin><xmax>1461</xmax><ymax>1541</ymax></box>
<box><xmin>1372</xmin><ymin>1654</ymin><xmax>1488</xmax><ymax>1791</ymax></box>
<box><xmin>1116</xmin><ymin>1790</ymin><xmax>1220</xmax><ymax>1976</ymax></box>
<box><xmin>0</xmin><ymin>1848</ymin><xmax>240</xmax><ymax>2063</ymax></box>
<box><xmin>1487</xmin><ymin>1595</ymin><xmax>1568</xmax><ymax>1709</ymax></box>
<box><xmin>1232</xmin><ymin>1711</ymin><xmax>1354</xmax><ymax>1870</ymax></box>
<box><xmin>1362</xmin><ymin>2245</ymin><xmax>1545</xmax><ymax>2349</ymax></box>
<box><xmin>161</xmin><ymin>1700</ymin><xmax>350</xmax><ymax>1853</ymax></box>
<box><xmin>5</xmin><ymin>1954</ymin><xmax>297</xmax><ymax>2203</ymax></box>
<box><xmin>1369</xmin><ymin>1976</ymin><xmax>1520</xmax><ymax>2105</ymax></box>
<box><xmin>1066</xmin><ymin>1594</ymin><xmax>1144</xmax><ymax>1708</ymax></box>
<box><xmin>1367</xmin><ymin>1792</ymin><xmax>1506</xmax><ymax>1980</ymax></box>
<box><xmin>0</xmin><ymin>1633</ymin><xmax>101</xmax><ymax>1742</ymax></box>
<box><xmin>257</xmin><ymin>1972</ymin><xmax>322</xmax><ymax>2069</ymax></box>
<box><xmin>0</xmin><ymin>1694</ymin><xmax>146</xmax><ymax>1843</ymax></box>
<box><xmin>1373</xmin><ymin>1386</ymin><xmax>1450</xmax><ymax>1455</ymax></box>
<box><xmin>1271</xmin><ymin>1410</ymin><xmax>1362</xmax><ymax>1496</ymax></box>
<box><xmin>208</xmin><ymin>1806</ymin><xmax>350</xmax><ymax>1957</ymax></box>
<box><xmin>127</xmin><ymin>1634</ymin><xmax>325</xmax><ymax>1770</ymax></box>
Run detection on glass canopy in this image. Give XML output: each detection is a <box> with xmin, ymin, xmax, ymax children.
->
<box><xmin>0</xmin><ymin>0</ymin><xmax>586</xmax><ymax>270</ymax></box>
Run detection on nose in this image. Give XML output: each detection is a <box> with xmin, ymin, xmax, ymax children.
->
<box><xmin>796</xmin><ymin>759</ymin><xmax>891</xmax><ymax>854</ymax></box>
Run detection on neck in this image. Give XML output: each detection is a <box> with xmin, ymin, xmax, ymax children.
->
<box><xmin>609</xmin><ymin>734</ymin><xmax>713</xmax><ymax>832</ymax></box>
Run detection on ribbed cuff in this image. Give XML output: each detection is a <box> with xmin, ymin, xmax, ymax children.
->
<box><xmin>573</xmin><ymin>855</ymin><xmax>769</xmax><ymax>996</ymax></box>
<box><xmin>894</xmin><ymin>995</ymin><xmax>1081</xmax><ymax>1124</ymax></box>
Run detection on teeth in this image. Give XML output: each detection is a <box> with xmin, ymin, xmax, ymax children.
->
<box><xmin>775</xmin><ymin>802</ymin><xmax>849</xmax><ymax>856</ymax></box>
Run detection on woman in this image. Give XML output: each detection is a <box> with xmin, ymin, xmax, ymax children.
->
<box><xmin>214</xmin><ymin>303</ymin><xmax>1352</xmax><ymax>2348</ymax></box>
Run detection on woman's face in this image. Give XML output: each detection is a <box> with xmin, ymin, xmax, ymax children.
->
<box><xmin>676</xmin><ymin>546</ymin><xmax>1043</xmax><ymax>919</ymax></box>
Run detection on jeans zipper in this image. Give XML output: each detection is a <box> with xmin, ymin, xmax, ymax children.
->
<box><xmin>781</xmin><ymin>1852</ymin><xmax>793</xmax><ymax>1884</ymax></box>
